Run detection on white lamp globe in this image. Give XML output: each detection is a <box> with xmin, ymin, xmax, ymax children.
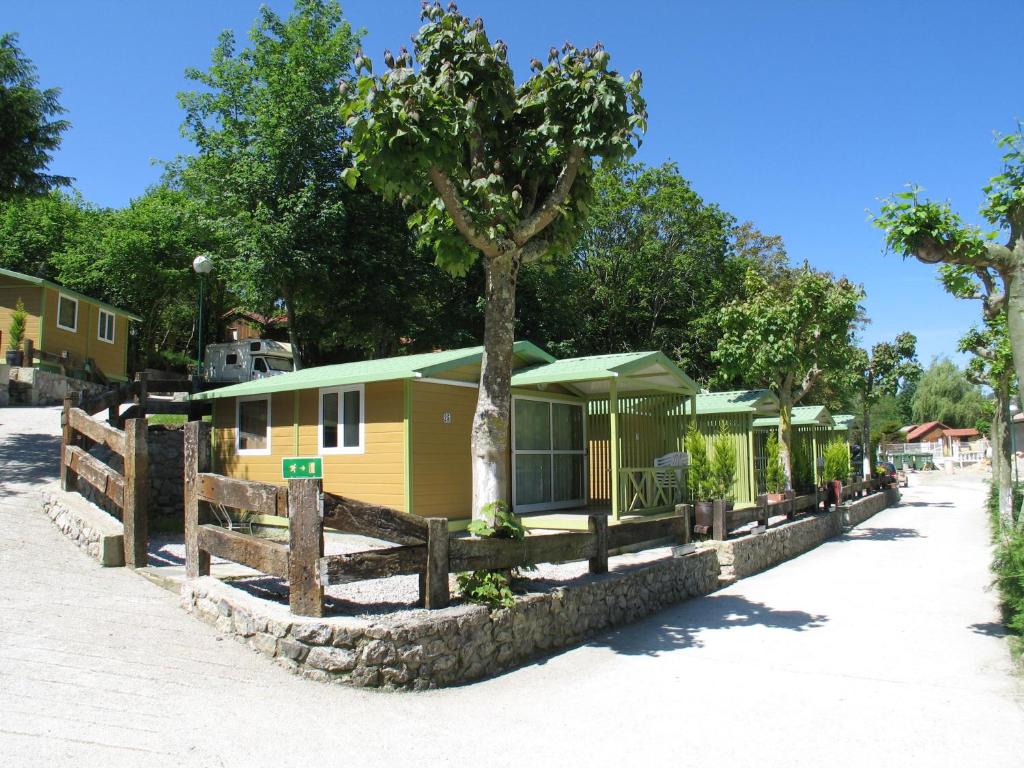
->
<box><xmin>192</xmin><ymin>254</ymin><xmax>213</xmax><ymax>275</ymax></box>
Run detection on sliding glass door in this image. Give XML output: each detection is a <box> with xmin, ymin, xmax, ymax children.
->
<box><xmin>513</xmin><ymin>396</ymin><xmax>586</xmax><ymax>513</ymax></box>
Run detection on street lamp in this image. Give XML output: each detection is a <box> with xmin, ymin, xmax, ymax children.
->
<box><xmin>192</xmin><ymin>254</ymin><xmax>213</xmax><ymax>382</ymax></box>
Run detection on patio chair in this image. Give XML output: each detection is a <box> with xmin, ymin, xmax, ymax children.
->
<box><xmin>210</xmin><ymin>503</ymin><xmax>254</xmax><ymax>535</ymax></box>
<box><xmin>654</xmin><ymin>451</ymin><xmax>687</xmax><ymax>503</ymax></box>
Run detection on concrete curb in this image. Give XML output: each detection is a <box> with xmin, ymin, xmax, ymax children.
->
<box><xmin>40</xmin><ymin>486</ymin><xmax>124</xmax><ymax>567</ymax></box>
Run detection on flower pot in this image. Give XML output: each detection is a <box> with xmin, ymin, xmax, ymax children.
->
<box><xmin>694</xmin><ymin>500</ymin><xmax>714</xmax><ymax>528</ymax></box>
<box><xmin>5</xmin><ymin>349</ymin><xmax>22</xmax><ymax>367</ymax></box>
<box><xmin>765</xmin><ymin>492</ymin><xmax>786</xmax><ymax>504</ymax></box>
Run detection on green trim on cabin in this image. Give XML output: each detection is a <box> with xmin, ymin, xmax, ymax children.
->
<box><xmin>403</xmin><ymin>379</ymin><xmax>414</xmax><ymax>516</ymax></box>
<box><xmin>510</xmin><ymin>350</ymin><xmax>699</xmax><ymax>395</ymax></box>
<box><xmin>609</xmin><ymin>378</ymin><xmax>620</xmax><ymax>520</ymax></box>
<box><xmin>509</xmin><ymin>386</ymin><xmax>582</xmax><ymax>404</ymax></box>
<box><xmin>684</xmin><ymin>389</ymin><xmax>779</xmax><ymax>416</ymax></box>
<box><xmin>753</xmin><ymin>405</ymin><xmax>833</xmax><ymax>428</ymax></box>
<box><xmin>0</xmin><ymin>267</ymin><xmax>142</xmax><ymax>321</ymax></box>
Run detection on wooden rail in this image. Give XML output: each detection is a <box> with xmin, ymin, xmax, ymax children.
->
<box><xmin>61</xmin><ymin>394</ymin><xmax>148</xmax><ymax>568</ymax></box>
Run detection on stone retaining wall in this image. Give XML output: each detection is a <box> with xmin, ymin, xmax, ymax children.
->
<box><xmin>703</xmin><ymin>489</ymin><xmax>900</xmax><ymax>580</ymax></box>
<box><xmin>180</xmin><ymin>548</ymin><xmax>720</xmax><ymax>690</ymax></box>
<box><xmin>7</xmin><ymin>366</ymin><xmax>106</xmax><ymax>406</ymax></box>
<box><xmin>41</xmin><ymin>488</ymin><xmax>124</xmax><ymax>566</ymax></box>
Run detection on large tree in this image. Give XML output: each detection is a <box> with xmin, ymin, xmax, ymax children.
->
<box><xmin>875</xmin><ymin>124</ymin><xmax>1024</xmax><ymax>409</ymax></box>
<box><xmin>714</xmin><ymin>266</ymin><xmax>864</xmax><ymax>488</ymax></box>
<box><xmin>175</xmin><ymin>0</ymin><xmax>361</xmax><ymax>369</ymax></box>
<box><xmin>910</xmin><ymin>358</ymin><xmax>987</xmax><ymax>428</ymax></box>
<box><xmin>0</xmin><ymin>33</ymin><xmax>71</xmax><ymax>198</ymax></box>
<box><xmin>345</xmin><ymin>4</ymin><xmax>645</xmax><ymax>518</ymax></box>
<box><xmin>854</xmin><ymin>332</ymin><xmax>921</xmax><ymax>476</ymax></box>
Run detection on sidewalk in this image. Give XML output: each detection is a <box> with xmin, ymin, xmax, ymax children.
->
<box><xmin>1</xmin><ymin>406</ymin><xmax>1021</xmax><ymax>767</ymax></box>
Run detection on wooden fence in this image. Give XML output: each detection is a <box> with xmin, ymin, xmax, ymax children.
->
<box><xmin>60</xmin><ymin>394</ymin><xmax>148</xmax><ymax>567</ymax></box>
<box><xmin>77</xmin><ymin>371</ymin><xmax>213</xmax><ymax>426</ymax></box>
<box><xmin>183</xmin><ymin>422</ymin><xmax>692</xmax><ymax>618</ymax></box>
<box><xmin>700</xmin><ymin>477</ymin><xmax>883</xmax><ymax>541</ymax></box>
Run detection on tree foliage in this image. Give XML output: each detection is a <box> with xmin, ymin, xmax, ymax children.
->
<box><xmin>910</xmin><ymin>358</ymin><xmax>987</xmax><ymax>428</ymax></box>
<box><xmin>852</xmin><ymin>331</ymin><xmax>921</xmax><ymax>471</ymax></box>
<box><xmin>0</xmin><ymin>34</ymin><xmax>71</xmax><ymax>198</ymax></box>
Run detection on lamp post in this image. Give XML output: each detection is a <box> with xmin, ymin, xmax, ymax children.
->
<box><xmin>192</xmin><ymin>254</ymin><xmax>213</xmax><ymax>382</ymax></box>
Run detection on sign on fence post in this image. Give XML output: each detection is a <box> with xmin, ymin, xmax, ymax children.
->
<box><xmin>282</xmin><ymin>457</ymin><xmax>322</xmax><ymax>480</ymax></box>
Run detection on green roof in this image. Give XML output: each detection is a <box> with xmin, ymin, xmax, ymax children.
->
<box><xmin>685</xmin><ymin>389</ymin><xmax>779</xmax><ymax>416</ymax></box>
<box><xmin>192</xmin><ymin>341</ymin><xmax>555</xmax><ymax>401</ymax></box>
<box><xmin>0</xmin><ymin>266</ymin><xmax>143</xmax><ymax>321</ymax></box>
<box><xmin>753</xmin><ymin>405</ymin><xmax>834</xmax><ymax>428</ymax></box>
<box><xmin>510</xmin><ymin>351</ymin><xmax>699</xmax><ymax>396</ymax></box>
<box><xmin>832</xmin><ymin>414</ymin><xmax>856</xmax><ymax>430</ymax></box>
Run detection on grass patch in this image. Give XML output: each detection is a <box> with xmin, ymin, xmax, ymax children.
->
<box><xmin>147</xmin><ymin>414</ymin><xmax>212</xmax><ymax>426</ymax></box>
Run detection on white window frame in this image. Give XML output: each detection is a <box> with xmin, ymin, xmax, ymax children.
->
<box><xmin>511</xmin><ymin>394</ymin><xmax>587</xmax><ymax>514</ymax></box>
<box><xmin>318</xmin><ymin>383</ymin><xmax>365</xmax><ymax>455</ymax></box>
<box><xmin>97</xmin><ymin>308</ymin><xmax>116</xmax><ymax>344</ymax></box>
<box><xmin>56</xmin><ymin>293</ymin><xmax>79</xmax><ymax>333</ymax></box>
<box><xmin>235</xmin><ymin>395</ymin><xmax>272</xmax><ymax>456</ymax></box>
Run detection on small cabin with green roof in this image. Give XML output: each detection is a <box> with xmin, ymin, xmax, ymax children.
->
<box><xmin>685</xmin><ymin>389</ymin><xmax>779</xmax><ymax>504</ymax></box>
<box><xmin>753</xmin><ymin>404</ymin><xmax>836</xmax><ymax>490</ymax></box>
<box><xmin>190</xmin><ymin>342</ymin><xmax>700</xmax><ymax>530</ymax></box>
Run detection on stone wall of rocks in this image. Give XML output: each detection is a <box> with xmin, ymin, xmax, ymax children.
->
<box><xmin>40</xmin><ymin>488</ymin><xmax>124</xmax><ymax>566</ymax></box>
<box><xmin>703</xmin><ymin>489</ymin><xmax>900</xmax><ymax>580</ymax></box>
<box><xmin>180</xmin><ymin>548</ymin><xmax>721</xmax><ymax>690</ymax></box>
<box><xmin>7</xmin><ymin>366</ymin><xmax>106</xmax><ymax>406</ymax></box>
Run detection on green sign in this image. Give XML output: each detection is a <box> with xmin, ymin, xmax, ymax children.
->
<box><xmin>282</xmin><ymin>457</ymin><xmax>322</xmax><ymax>480</ymax></box>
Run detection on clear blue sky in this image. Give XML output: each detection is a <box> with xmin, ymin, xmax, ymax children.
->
<box><xmin>6</xmin><ymin>0</ymin><xmax>1022</xmax><ymax>367</ymax></box>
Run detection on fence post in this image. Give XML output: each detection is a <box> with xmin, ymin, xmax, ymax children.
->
<box><xmin>679</xmin><ymin>503</ymin><xmax>692</xmax><ymax>545</ymax></box>
<box><xmin>785</xmin><ymin>489</ymin><xmax>796</xmax><ymax>520</ymax></box>
<box><xmin>588</xmin><ymin>514</ymin><xmax>608</xmax><ymax>574</ymax></box>
<box><xmin>122</xmin><ymin>418</ymin><xmax>149</xmax><ymax>568</ymax></box>
<box><xmin>288</xmin><ymin>478</ymin><xmax>323</xmax><ymax>617</ymax></box>
<box><xmin>60</xmin><ymin>393</ymin><xmax>78</xmax><ymax>492</ymax></box>
<box><xmin>23</xmin><ymin>337</ymin><xmax>33</xmax><ymax>366</ymax></box>
<box><xmin>184</xmin><ymin>420</ymin><xmax>210</xmax><ymax>578</ymax></box>
<box><xmin>712</xmin><ymin>499</ymin><xmax>727</xmax><ymax>541</ymax></box>
<box><xmin>420</xmin><ymin>517</ymin><xmax>450</xmax><ymax>609</ymax></box>
<box><xmin>134</xmin><ymin>372</ymin><xmax>148</xmax><ymax>419</ymax></box>
<box><xmin>756</xmin><ymin>494</ymin><xmax>769</xmax><ymax>528</ymax></box>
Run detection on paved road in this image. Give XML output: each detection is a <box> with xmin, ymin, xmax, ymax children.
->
<box><xmin>1</xmin><ymin>406</ymin><xmax>1022</xmax><ymax>767</ymax></box>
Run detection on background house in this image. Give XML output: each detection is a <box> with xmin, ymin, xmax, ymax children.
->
<box><xmin>0</xmin><ymin>267</ymin><xmax>140</xmax><ymax>381</ymax></box>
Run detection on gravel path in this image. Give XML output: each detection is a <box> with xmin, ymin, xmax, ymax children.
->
<box><xmin>1</xmin><ymin>406</ymin><xmax>1022</xmax><ymax>767</ymax></box>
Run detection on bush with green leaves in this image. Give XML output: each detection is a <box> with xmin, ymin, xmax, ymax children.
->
<box><xmin>823</xmin><ymin>440</ymin><xmax>851</xmax><ymax>482</ymax></box>
<box><xmin>988</xmin><ymin>483</ymin><xmax>1024</xmax><ymax>656</ymax></box>
<box><xmin>457</xmin><ymin>501</ymin><xmax>530</xmax><ymax>610</ymax></box>
<box><xmin>793</xmin><ymin>441</ymin><xmax>815</xmax><ymax>492</ymax></box>
<box><xmin>684</xmin><ymin>423</ymin><xmax>712</xmax><ymax>501</ymax></box>
<box><xmin>764</xmin><ymin>433</ymin><xmax>786</xmax><ymax>494</ymax></box>
<box><xmin>709</xmin><ymin>424</ymin><xmax>737</xmax><ymax>501</ymax></box>
<box><xmin>8</xmin><ymin>297</ymin><xmax>26</xmax><ymax>351</ymax></box>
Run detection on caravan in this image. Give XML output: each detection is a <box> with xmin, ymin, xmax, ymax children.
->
<box><xmin>204</xmin><ymin>339</ymin><xmax>293</xmax><ymax>383</ymax></box>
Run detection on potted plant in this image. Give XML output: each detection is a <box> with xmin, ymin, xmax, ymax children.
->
<box><xmin>6</xmin><ymin>298</ymin><xmax>26</xmax><ymax>367</ymax></box>
<box><xmin>685</xmin><ymin>424</ymin><xmax>714</xmax><ymax>528</ymax></box>
<box><xmin>763</xmin><ymin>433</ymin><xmax>786</xmax><ymax>502</ymax></box>
<box><xmin>823</xmin><ymin>440</ymin><xmax>852</xmax><ymax>507</ymax></box>
<box><xmin>710</xmin><ymin>424</ymin><xmax>737</xmax><ymax>511</ymax></box>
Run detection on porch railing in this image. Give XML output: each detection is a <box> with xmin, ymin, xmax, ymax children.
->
<box><xmin>619</xmin><ymin>466</ymin><xmax>687</xmax><ymax>515</ymax></box>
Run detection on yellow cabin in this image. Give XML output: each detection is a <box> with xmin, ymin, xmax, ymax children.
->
<box><xmin>0</xmin><ymin>267</ymin><xmax>141</xmax><ymax>381</ymax></box>
<box><xmin>191</xmin><ymin>342</ymin><xmax>701</xmax><ymax>530</ymax></box>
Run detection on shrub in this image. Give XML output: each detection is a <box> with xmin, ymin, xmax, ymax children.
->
<box><xmin>709</xmin><ymin>424</ymin><xmax>737</xmax><ymax>501</ymax></box>
<box><xmin>764</xmin><ymin>433</ymin><xmax>786</xmax><ymax>494</ymax></box>
<box><xmin>793</xmin><ymin>441</ymin><xmax>814</xmax><ymax>492</ymax></box>
<box><xmin>8</xmin><ymin>298</ymin><xmax>26</xmax><ymax>351</ymax></box>
<box><xmin>457</xmin><ymin>501</ymin><xmax>530</xmax><ymax>610</ymax></box>
<box><xmin>988</xmin><ymin>483</ymin><xmax>1024</xmax><ymax>655</ymax></box>
<box><xmin>685</xmin><ymin>423</ymin><xmax>712</xmax><ymax>501</ymax></box>
<box><xmin>823</xmin><ymin>440</ymin><xmax>851</xmax><ymax>482</ymax></box>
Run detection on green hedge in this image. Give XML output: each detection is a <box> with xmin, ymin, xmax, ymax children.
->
<box><xmin>988</xmin><ymin>483</ymin><xmax>1024</xmax><ymax>657</ymax></box>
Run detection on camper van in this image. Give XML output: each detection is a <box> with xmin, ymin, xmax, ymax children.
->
<box><xmin>204</xmin><ymin>340</ymin><xmax>293</xmax><ymax>383</ymax></box>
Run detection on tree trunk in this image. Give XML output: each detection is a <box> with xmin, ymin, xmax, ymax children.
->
<box><xmin>991</xmin><ymin>375</ymin><xmax>1014</xmax><ymax>531</ymax></box>
<box><xmin>471</xmin><ymin>252</ymin><xmax>519</xmax><ymax>521</ymax></box>
<box><xmin>862</xmin><ymin>405</ymin><xmax>872</xmax><ymax>479</ymax></box>
<box><xmin>778</xmin><ymin>396</ymin><xmax>794</xmax><ymax>491</ymax></box>
<box><xmin>283</xmin><ymin>290</ymin><xmax>303</xmax><ymax>371</ymax></box>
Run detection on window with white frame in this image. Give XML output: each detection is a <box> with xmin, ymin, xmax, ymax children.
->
<box><xmin>57</xmin><ymin>294</ymin><xmax>78</xmax><ymax>332</ymax></box>
<box><xmin>236</xmin><ymin>396</ymin><xmax>271</xmax><ymax>454</ymax></box>
<box><xmin>319</xmin><ymin>384</ymin><xmax>364</xmax><ymax>453</ymax></box>
<box><xmin>97</xmin><ymin>309</ymin><xmax>115</xmax><ymax>343</ymax></box>
<box><xmin>512</xmin><ymin>396</ymin><xmax>586</xmax><ymax>513</ymax></box>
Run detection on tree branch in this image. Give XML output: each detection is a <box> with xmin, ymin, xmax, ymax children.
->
<box><xmin>428</xmin><ymin>165</ymin><xmax>500</xmax><ymax>257</ymax></box>
<box><xmin>512</xmin><ymin>146</ymin><xmax>584</xmax><ymax>246</ymax></box>
<box><xmin>913</xmin><ymin>234</ymin><xmax>1012</xmax><ymax>271</ymax></box>
<box><xmin>793</xmin><ymin>366</ymin><xmax>821</xmax><ymax>404</ymax></box>
<box><xmin>520</xmin><ymin>238</ymin><xmax>549</xmax><ymax>264</ymax></box>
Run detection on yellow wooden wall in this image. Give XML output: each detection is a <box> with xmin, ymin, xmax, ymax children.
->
<box><xmin>40</xmin><ymin>287</ymin><xmax>129</xmax><ymax>379</ymax></box>
<box><xmin>0</xmin><ymin>280</ymin><xmax>42</xmax><ymax>349</ymax></box>
<box><xmin>213</xmin><ymin>381</ymin><xmax>407</xmax><ymax>511</ymax></box>
<box><xmin>410</xmin><ymin>381</ymin><xmax>476</xmax><ymax>519</ymax></box>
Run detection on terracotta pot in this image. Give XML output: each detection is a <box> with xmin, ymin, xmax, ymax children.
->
<box><xmin>765</xmin><ymin>492</ymin><xmax>786</xmax><ymax>504</ymax></box>
<box><xmin>694</xmin><ymin>500</ymin><xmax>714</xmax><ymax>528</ymax></box>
